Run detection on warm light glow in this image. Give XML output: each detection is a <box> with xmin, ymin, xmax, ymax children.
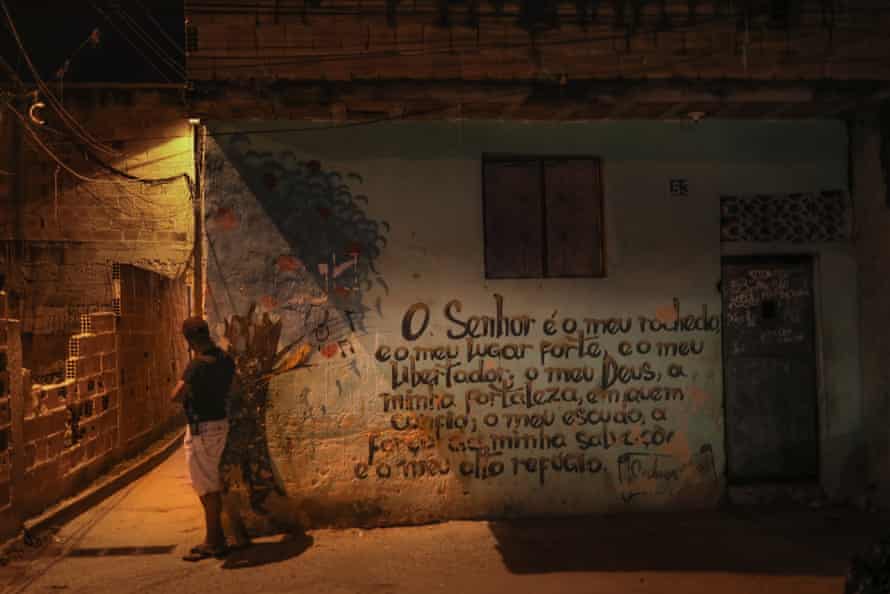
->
<box><xmin>188</xmin><ymin>117</ymin><xmax>201</xmax><ymax>126</ymax></box>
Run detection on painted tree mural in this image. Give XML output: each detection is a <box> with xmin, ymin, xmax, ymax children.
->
<box><xmin>204</xmin><ymin>132</ymin><xmax>389</xmax><ymax>517</ymax></box>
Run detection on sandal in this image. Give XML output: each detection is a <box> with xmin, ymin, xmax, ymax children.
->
<box><xmin>191</xmin><ymin>543</ymin><xmax>237</xmax><ymax>555</ymax></box>
<box><xmin>183</xmin><ymin>544</ymin><xmax>228</xmax><ymax>562</ymax></box>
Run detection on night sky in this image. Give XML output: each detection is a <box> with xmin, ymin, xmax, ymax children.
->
<box><xmin>0</xmin><ymin>0</ymin><xmax>184</xmax><ymax>84</ymax></box>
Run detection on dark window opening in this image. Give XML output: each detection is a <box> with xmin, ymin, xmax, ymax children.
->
<box><xmin>483</xmin><ymin>156</ymin><xmax>605</xmax><ymax>279</ymax></box>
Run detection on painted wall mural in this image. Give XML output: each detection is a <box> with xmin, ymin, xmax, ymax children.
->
<box><xmin>204</xmin><ymin>130</ymin><xmax>724</xmax><ymax>526</ymax></box>
<box><xmin>201</xmin><ymin>119</ymin><xmax>858</xmax><ymax>529</ymax></box>
<box><xmin>204</xmin><ymin>134</ymin><xmax>390</xmax><ymax>516</ymax></box>
<box><xmin>361</xmin><ymin>295</ymin><xmax>721</xmax><ymax>505</ymax></box>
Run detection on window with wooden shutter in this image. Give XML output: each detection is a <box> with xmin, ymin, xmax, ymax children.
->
<box><xmin>482</xmin><ymin>159</ymin><xmax>544</xmax><ymax>278</ymax></box>
<box><xmin>482</xmin><ymin>156</ymin><xmax>604</xmax><ymax>279</ymax></box>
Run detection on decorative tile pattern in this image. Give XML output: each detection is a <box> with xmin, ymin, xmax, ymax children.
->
<box><xmin>721</xmin><ymin>190</ymin><xmax>850</xmax><ymax>243</ymax></box>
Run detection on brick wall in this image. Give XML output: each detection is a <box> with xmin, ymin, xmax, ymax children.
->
<box><xmin>0</xmin><ymin>264</ymin><xmax>189</xmax><ymax>538</ymax></box>
<box><xmin>117</xmin><ymin>265</ymin><xmax>190</xmax><ymax>449</ymax></box>
<box><xmin>0</xmin><ymin>88</ymin><xmax>194</xmax><ymax>278</ymax></box>
<box><xmin>0</xmin><ymin>91</ymin><xmax>196</xmax><ymax>529</ymax></box>
<box><xmin>185</xmin><ymin>0</ymin><xmax>890</xmax><ymax>82</ymax></box>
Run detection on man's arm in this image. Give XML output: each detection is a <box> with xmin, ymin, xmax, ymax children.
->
<box><xmin>173</xmin><ymin>359</ymin><xmax>199</xmax><ymax>405</ymax></box>
<box><xmin>170</xmin><ymin>380</ymin><xmax>189</xmax><ymax>405</ymax></box>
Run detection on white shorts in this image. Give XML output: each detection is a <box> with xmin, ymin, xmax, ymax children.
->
<box><xmin>184</xmin><ymin>419</ymin><xmax>229</xmax><ymax>496</ymax></box>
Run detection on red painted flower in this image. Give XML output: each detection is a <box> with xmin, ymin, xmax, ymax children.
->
<box><xmin>276</xmin><ymin>255</ymin><xmax>303</xmax><ymax>272</ymax></box>
<box><xmin>213</xmin><ymin>207</ymin><xmax>239</xmax><ymax>231</ymax></box>
<box><xmin>321</xmin><ymin>343</ymin><xmax>339</xmax><ymax>358</ymax></box>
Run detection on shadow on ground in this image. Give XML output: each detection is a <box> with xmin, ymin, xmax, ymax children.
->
<box><xmin>222</xmin><ymin>532</ymin><xmax>314</xmax><ymax>570</ymax></box>
<box><xmin>488</xmin><ymin>508</ymin><xmax>890</xmax><ymax>576</ymax></box>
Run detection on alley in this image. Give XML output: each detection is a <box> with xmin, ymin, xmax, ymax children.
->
<box><xmin>0</xmin><ymin>446</ymin><xmax>884</xmax><ymax>594</ymax></box>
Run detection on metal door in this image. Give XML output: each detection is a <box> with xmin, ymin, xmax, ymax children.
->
<box><xmin>722</xmin><ymin>256</ymin><xmax>819</xmax><ymax>483</ymax></box>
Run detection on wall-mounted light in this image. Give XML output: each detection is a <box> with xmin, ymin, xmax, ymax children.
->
<box><xmin>29</xmin><ymin>92</ymin><xmax>46</xmax><ymax>126</ymax></box>
<box><xmin>188</xmin><ymin>117</ymin><xmax>201</xmax><ymax>126</ymax></box>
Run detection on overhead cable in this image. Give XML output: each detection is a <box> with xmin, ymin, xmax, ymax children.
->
<box><xmin>114</xmin><ymin>5</ymin><xmax>187</xmax><ymax>78</ymax></box>
<box><xmin>134</xmin><ymin>0</ymin><xmax>186</xmax><ymax>57</ymax></box>
<box><xmin>87</xmin><ymin>0</ymin><xmax>180</xmax><ymax>82</ymax></box>
<box><xmin>0</xmin><ymin>0</ymin><xmax>121</xmax><ymax>157</ymax></box>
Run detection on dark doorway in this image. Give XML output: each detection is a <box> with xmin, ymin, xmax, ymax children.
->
<box><xmin>722</xmin><ymin>255</ymin><xmax>819</xmax><ymax>483</ymax></box>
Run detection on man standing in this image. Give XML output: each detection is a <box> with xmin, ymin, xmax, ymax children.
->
<box><xmin>170</xmin><ymin>316</ymin><xmax>235</xmax><ymax>561</ymax></box>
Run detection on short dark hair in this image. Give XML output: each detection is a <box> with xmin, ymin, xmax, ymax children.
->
<box><xmin>182</xmin><ymin>316</ymin><xmax>210</xmax><ymax>342</ymax></box>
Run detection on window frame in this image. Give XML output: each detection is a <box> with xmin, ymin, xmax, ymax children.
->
<box><xmin>481</xmin><ymin>154</ymin><xmax>606</xmax><ymax>280</ymax></box>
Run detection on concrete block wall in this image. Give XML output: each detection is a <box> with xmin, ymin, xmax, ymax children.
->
<box><xmin>116</xmin><ymin>265</ymin><xmax>190</xmax><ymax>450</ymax></box>
<box><xmin>20</xmin><ymin>311</ymin><xmax>119</xmax><ymax>517</ymax></box>
<box><xmin>0</xmin><ymin>312</ymin><xmax>15</xmax><ymax>511</ymax></box>
<box><xmin>0</xmin><ymin>88</ymin><xmax>194</xmax><ymax>279</ymax></box>
<box><xmin>185</xmin><ymin>0</ymin><xmax>890</xmax><ymax>81</ymax></box>
<box><xmin>0</xmin><ymin>264</ymin><xmax>189</xmax><ymax>541</ymax></box>
<box><xmin>0</xmin><ymin>86</ymin><xmax>194</xmax><ymax>540</ymax></box>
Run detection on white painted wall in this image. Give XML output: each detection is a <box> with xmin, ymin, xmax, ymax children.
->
<box><xmin>206</xmin><ymin>119</ymin><xmax>856</xmax><ymax>526</ymax></box>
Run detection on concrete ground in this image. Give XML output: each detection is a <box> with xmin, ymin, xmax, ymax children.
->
<box><xmin>0</xmin><ymin>447</ymin><xmax>886</xmax><ymax>594</ymax></box>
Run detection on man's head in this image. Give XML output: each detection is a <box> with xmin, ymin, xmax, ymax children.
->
<box><xmin>182</xmin><ymin>316</ymin><xmax>212</xmax><ymax>350</ymax></box>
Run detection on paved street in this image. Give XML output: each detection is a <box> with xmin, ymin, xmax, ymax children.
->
<box><xmin>0</xmin><ymin>447</ymin><xmax>885</xmax><ymax>594</ymax></box>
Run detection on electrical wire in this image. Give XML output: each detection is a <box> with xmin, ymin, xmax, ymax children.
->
<box><xmin>0</xmin><ymin>0</ymin><xmax>121</xmax><ymax>157</ymax></box>
<box><xmin>183</xmin><ymin>22</ymin><xmax>890</xmax><ymax>72</ymax></box>
<box><xmin>113</xmin><ymin>4</ymin><xmax>187</xmax><ymax>78</ymax></box>
<box><xmin>86</xmin><ymin>0</ymin><xmax>179</xmax><ymax>83</ymax></box>
<box><xmin>6</xmin><ymin>100</ymin><xmax>194</xmax><ymax>208</ymax></box>
<box><xmin>182</xmin><ymin>0</ymin><xmax>890</xmax><ymax>16</ymax></box>
<box><xmin>133</xmin><ymin>0</ymin><xmax>186</xmax><ymax>57</ymax></box>
<box><xmin>6</xmin><ymin>103</ymin><xmax>123</xmax><ymax>185</ymax></box>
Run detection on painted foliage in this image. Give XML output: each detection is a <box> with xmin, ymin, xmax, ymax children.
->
<box><xmin>204</xmin><ymin>132</ymin><xmax>388</xmax><ymax>513</ymax></box>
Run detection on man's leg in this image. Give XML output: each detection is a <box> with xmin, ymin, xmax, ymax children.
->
<box><xmin>200</xmin><ymin>491</ymin><xmax>226</xmax><ymax>549</ymax></box>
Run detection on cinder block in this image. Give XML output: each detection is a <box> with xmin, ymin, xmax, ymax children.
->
<box><xmin>50</xmin><ymin>408</ymin><xmax>67</xmax><ymax>434</ymax></box>
<box><xmin>70</xmin><ymin>444</ymin><xmax>84</xmax><ymax>469</ymax></box>
<box><xmin>47</xmin><ymin>433</ymin><xmax>64</xmax><ymax>459</ymax></box>
<box><xmin>101</xmin><ymin>352</ymin><xmax>117</xmax><ymax>371</ymax></box>
<box><xmin>74</xmin><ymin>355</ymin><xmax>102</xmax><ymax>378</ymax></box>
<box><xmin>34</xmin><ymin>437</ymin><xmax>48</xmax><ymax>465</ymax></box>
<box><xmin>106</xmin><ymin>389</ymin><xmax>118</xmax><ymax>409</ymax></box>
<box><xmin>59</xmin><ymin>449</ymin><xmax>72</xmax><ymax>475</ymax></box>
<box><xmin>0</xmin><ymin>481</ymin><xmax>11</xmax><ymax>507</ymax></box>
<box><xmin>24</xmin><ymin>442</ymin><xmax>36</xmax><ymax>469</ymax></box>
<box><xmin>50</xmin><ymin>381</ymin><xmax>72</xmax><ymax>407</ymax></box>
<box><xmin>24</xmin><ymin>416</ymin><xmax>43</xmax><ymax>443</ymax></box>
<box><xmin>69</xmin><ymin>334</ymin><xmax>92</xmax><ymax>358</ymax></box>
<box><xmin>96</xmin><ymin>333</ymin><xmax>115</xmax><ymax>354</ymax></box>
<box><xmin>89</xmin><ymin>312</ymin><xmax>116</xmax><ymax>334</ymax></box>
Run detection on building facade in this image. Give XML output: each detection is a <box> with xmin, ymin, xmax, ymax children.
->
<box><xmin>184</xmin><ymin>0</ymin><xmax>890</xmax><ymax>527</ymax></box>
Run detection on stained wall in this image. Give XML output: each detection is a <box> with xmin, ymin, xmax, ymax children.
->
<box><xmin>851</xmin><ymin>108</ymin><xmax>890</xmax><ymax>508</ymax></box>
<box><xmin>204</xmin><ymin>119</ymin><xmax>856</xmax><ymax>526</ymax></box>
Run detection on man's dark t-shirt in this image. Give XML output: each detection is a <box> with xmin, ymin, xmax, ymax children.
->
<box><xmin>182</xmin><ymin>346</ymin><xmax>235</xmax><ymax>423</ymax></box>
